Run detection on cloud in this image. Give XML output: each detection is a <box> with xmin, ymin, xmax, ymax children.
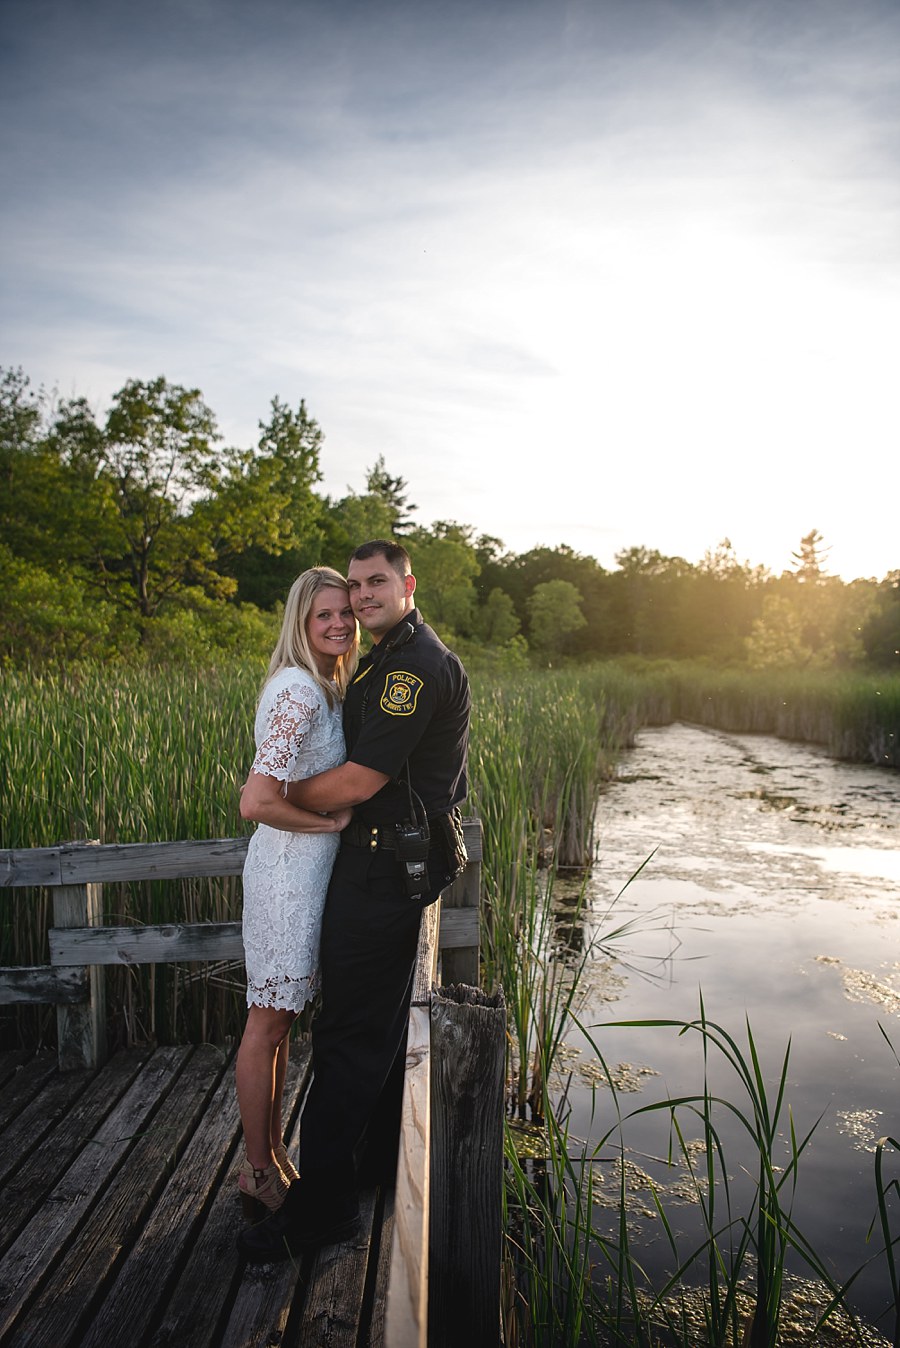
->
<box><xmin>3</xmin><ymin>0</ymin><xmax>900</xmax><ymax>579</ymax></box>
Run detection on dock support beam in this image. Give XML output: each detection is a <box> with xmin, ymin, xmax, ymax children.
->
<box><xmin>429</xmin><ymin>983</ymin><xmax>506</xmax><ymax>1348</ymax></box>
<box><xmin>53</xmin><ymin>843</ymin><xmax>106</xmax><ymax>1071</ymax></box>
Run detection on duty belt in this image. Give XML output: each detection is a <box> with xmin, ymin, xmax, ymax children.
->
<box><xmin>343</xmin><ymin>820</ymin><xmax>401</xmax><ymax>851</ymax></box>
<box><xmin>343</xmin><ymin>817</ymin><xmax>451</xmax><ymax>852</ymax></box>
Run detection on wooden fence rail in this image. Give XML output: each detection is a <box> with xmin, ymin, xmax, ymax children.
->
<box><xmin>0</xmin><ymin>819</ymin><xmax>482</xmax><ymax>1072</ymax></box>
<box><xmin>0</xmin><ymin>818</ymin><xmax>502</xmax><ymax>1346</ymax></box>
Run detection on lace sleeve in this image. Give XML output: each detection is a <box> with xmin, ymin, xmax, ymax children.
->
<box><xmin>251</xmin><ymin>682</ymin><xmax>318</xmax><ymax>782</ymax></box>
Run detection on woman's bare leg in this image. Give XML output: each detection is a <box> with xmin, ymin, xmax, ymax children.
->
<box><xmin>271</xmin><ymin>1034</ymin><xmax>291</xmax><ymax>1153</ymax></box>
<box><xmin>235</xmin><ymin>1004</ymin><xmax>296</xmax><ymax>1168</ymax></box>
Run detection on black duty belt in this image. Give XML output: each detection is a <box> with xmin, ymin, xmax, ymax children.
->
<box><xmin>343</xmin><ymin>816</ymin><xmax>450</xmax><ymax>852</ymax></box>
<box><xmin>343</xmin><ymin>820</ymin><xmax>401</xmax><ymax>851</ymax></box>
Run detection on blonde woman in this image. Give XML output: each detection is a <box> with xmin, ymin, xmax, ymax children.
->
<box><xmin>236</xmin><ymin>567</ymin><xmax>358</xmax><ymax>1219</ymax></box>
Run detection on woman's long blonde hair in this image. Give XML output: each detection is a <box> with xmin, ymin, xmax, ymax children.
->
<box><xmin>263</xmin><ymin>567</ymin><xmax>359</xmax><ymax>707</ymax></box>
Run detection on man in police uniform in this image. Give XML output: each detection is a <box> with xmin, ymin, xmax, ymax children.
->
<box><xmin>239</xmin><ymin>539</ymin><xmax>470</xmax><ymax>1261</ymax></box>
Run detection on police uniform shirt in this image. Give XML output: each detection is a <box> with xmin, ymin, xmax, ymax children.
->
<box><xmin>343</xmin><ymin>609</ymin><xmax>470</xmax><ymax>826</ymax></box>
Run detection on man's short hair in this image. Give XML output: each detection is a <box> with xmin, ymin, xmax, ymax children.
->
<box><xmin>349</xmin><ymin>539</ymin><xmax>411</xmax><ymax>577</ymax></box>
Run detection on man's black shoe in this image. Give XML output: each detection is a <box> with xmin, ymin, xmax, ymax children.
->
<box><xmin>236</xmin><ymin>1190</ymin><xmax>361</xmax><ymax>1264</ymax></box>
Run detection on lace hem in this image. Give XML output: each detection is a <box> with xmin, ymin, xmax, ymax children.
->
<box><xmin>246</xmin><ymin>971</ymin><xmax>320</xmax><ymax>1013</ymax></box>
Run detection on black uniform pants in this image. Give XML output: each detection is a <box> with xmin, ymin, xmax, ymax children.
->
<box><xmin>297</xmin><ymin>840</ymin><xmax>446</xmax><ymax>1202</ymax></box>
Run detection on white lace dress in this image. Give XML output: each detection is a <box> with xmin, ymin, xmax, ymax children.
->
<box><xmin>241</xmin><ymin>667</ymin><xmax>346</xmax><ymax>1011</ymax></box>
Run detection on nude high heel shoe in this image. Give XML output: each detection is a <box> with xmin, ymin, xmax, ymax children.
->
<box><xmin>238</xmin><ymin>1156</ymin><xmax>289</xmax><ymax>1221</ymax></box>
<box><xmin>274</xmin><ymin>1142</ymin><xmax>299</xmax><ymax>1183</ymax></box>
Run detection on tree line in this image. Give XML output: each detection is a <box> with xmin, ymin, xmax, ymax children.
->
<box><xmin>2</xmin><ymin>366</ymin><xmax>897</xmax><ymax>668</ymax></box>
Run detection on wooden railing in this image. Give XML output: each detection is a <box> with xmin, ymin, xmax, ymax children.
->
<box><xmin>0</xmin><ymin>819</ymin><xmax>482</xmax><ymax>1071</ymax></box>
<box><xmin>0</xmin><ymin>818</ymin><xmax>503</xmax><ymax>1347</ymax></box>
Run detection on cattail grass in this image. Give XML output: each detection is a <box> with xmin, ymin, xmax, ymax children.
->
<box><xmin>3</xmin><ymin>659</ymin><xmax>895</xmax><ymax>1048</ymax></box>
<box><xmin>602</xmin><ymin>661</ymin><xmax>900</xmax><ymax>767</ymax></box>
<box><xmin>3</xmin><ymin>659</ymin><xmax>900</xmax><ymax>1338</ymax></box>
<box><xmin>0</xmin><ymin>662</ymin><xmax>261</xmax><ymax>1048</ymax></box>
<box><xmin>584</xmin><ymin>1004</ymin><xmax>872</xmax><ymax>1347</ymax></box>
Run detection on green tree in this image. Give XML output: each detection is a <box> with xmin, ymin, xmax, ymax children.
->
<box><xmin>0</xmin><ymin>369</ymin><xmax>88</xmax><ymax>567</ymax></box>
<box><xmin>610</xmin><ymin>546</ymin><xmax>692</xmax><ymax>657</ymax></box>
<box><xmin>405</xmin><ymin>522</ymin><xmax>480</xmax><ymax>639</ymax></box>
<box><xmin>791</xmin><ymin>528</ymin><xmax>831</xmax><ymax>582</ymax></box>
<box><xmin>84</xmin><ymin>377</ymin><xmax>232</xmax><ymax>619</ymax></box>
<box><xmin>365</xmin><ymin>455</ymin><xmax>417</xmax><ymax>534</ymax></box>
<box><xmin>0</xmin><ymin>370</ymin><xmax>130</xmax><ymax>655</ymax></box>
<box><xmin>319</xmin><ymin>456</ymin><xmax>419</xmax><ymax>573</ymax></box>
<box><xmin>670</xmin><ymin>539</ymin><xmax>767</xmax><ymax>661</ymax></box>
<box><xmin>323</xmin><ymin>490</ymin><xmax>397</xmax><ymax>564</ymax></box>
<box><xmin>472</xmin><ymin>587</ymin><xmax>521</xmax><ymax>646</ymax></box>
<box><xmin>861</xmin><ymin>571</ymin><xmax>900</xmax><ymax>667</ymax></box>
<box><xmin>0</xmin><ymin>543</ymin><xmax>124</xmax><ymax>664</ymax></box>
<box><xmin>499</xmin><ymin>545</ymin><xmax>611</xmax><ymax>656</ymax></box>
<box><xmin>526</xmin><ymin>578</ymin><xmax>587</xmax><ymax>655</ymax></box>
<box><xmin>745</xmin><ymin>592</ymin><xmax>812</xmax><ymax>668</ymax></box>
<box><xmin>747</xmin><ymin>564</ymin><xmax>876</xmax><ymax>669</ymax></box>
<box><xmin>220</xmin><ymin>396</ymin><xmax>327</xmax><ymax>606</ymax></box>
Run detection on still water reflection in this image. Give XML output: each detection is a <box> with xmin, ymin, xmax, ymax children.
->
<box><xmin>563</xmin><ymin>723</ymin><xmax>899</xmax><ymax>1338</ymax></box>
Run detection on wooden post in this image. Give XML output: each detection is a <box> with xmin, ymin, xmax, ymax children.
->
<box><xmin>53</xmin><ymin>843</ymin><xmax>106</xmax><ymax>1071</ymax></box>
<box><xmin>384</xmin><ymin>901</ymin><xmax>440</xmax><ymax>1348</ymax></box>
<box><xmin>438</xmin><ymin>817</ymin><xmax>482</xmax><ymax>987</ymax></box>
<box><xmin>429</xmin><ymin>983</ymin><xmax>506</xmax><ymax>1348</ymax></box>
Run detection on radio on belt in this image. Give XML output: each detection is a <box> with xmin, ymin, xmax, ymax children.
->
<box><xmin>394</xmin><ymin>817</ymin><xmax>431</xmax><ymax>898</ymax></box>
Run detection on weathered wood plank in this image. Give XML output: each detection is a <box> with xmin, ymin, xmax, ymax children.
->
<box><xmin>54</xmin><ymin>874</ymin><xmax>106</xmax><ymax>1070</ymax></box>
<box><xmin>0</xmin><ymin>964</ymin><xmax>87</xmax><ymax>1004</ymax></box>
<box><xmin>11</xmin><ymin>1044</ymin><xmax>227</xmax><ymax>1348</ymax></box>
<box><xmin>429</xmin><ymin>985</ymin><xmax>506</xmax><ymax>1348</ymax></box>
<box><xmin>0</xmin><ymin>824</ymin><xmax>478</xmax><ymax>890</ymax></box>
<box><xmin>45</xmin><ymin>912</ymin><xmax>474</xmax><ymax>969</ymax></box>
<box><xmin>461</xmin><ymin>816</ymin><xmax>482</xmax><ymax>861</ymax></box>
<box><xmin>77</xmin><ymin>1048</ymin><xmax>258</xmax><ymax>1348</ymax></box>
<box><xmin>410</xmin><ymin>900</ymin><xmax>440</xmax><ymax>1009</ymax></box>
<box><xmin>384</xmin><ymin>1003</ymin><xmax>431</xmax><ymax>1348</ymax></box>
<box><xmin>435</xmin><ymin>907</ymin><xmax>479</xmax><ymax>950</ymax></box>
<box><xmin>219</xmin><ymin>1255</ymin><xmax>309</xmax><ymax>1348</ymax></box>
<box><xmin>364</xmin><ymin>1186</ymin><xmax>395</xmax><ymax>1348</ymax></box>
<box><xmin>0</xmin><ymin>1060</ymin><xmax>94</xmax><ymax>1190</ymax></box>
<box><xmin>296</xmin><ymin>1189</ymin><xmax>379</xmax><ymax>1348</ymax></box>
<box><xmin>50</xmin><ymin>921</ymin><xmax>245</xmax><ymax>966</ymax></box>
<box><xmin>0</xmin><ymin>849</ymin><xmax>62</xmax><ymax>887</ymax></box>
<box><xmin>0</xmin><ymin>1050</ymin><xmax>31</xmax><ymax>1090</ymax></box>
<box><xmin>0</xmin><ymin>1049</ymin><xmax>150</xmax><ymax>1257</ymax></box>
<box><xmin>0</xmin><ymin>838</ymin><xmax>250</xmax><ymax>888</ymax></box>
<box><xmin>46</xmin><ymin>913</ymin><xmax>477</xmax><ymax>967</ymax></box>
<box><xmin>439</xmin><ymin>818</ymin><xmax>482</xmax><ymax>986</ymax></box>
<box><xmin>0</xmin><ymin>1045</ymin><xmax>192</xmax><ymax>1344</ymax></box>
<box><xmin>147</xmin><ymin>1043</ymin><xmax>312</xmax><ymax>1348</ymax></box>
<box><xmin>0</xmin><ymin>1051</ymin><xmax>58</xmax><ymax>1131</ymax></box>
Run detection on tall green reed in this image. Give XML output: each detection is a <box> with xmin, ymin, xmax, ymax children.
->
<box><xmin>4</xmin><ymin>658</ymin><xmax>899</xmax><ymax>1338</ymax></box>
<box><xmin>1</xmin><ymin>663</ymin><xmax>631</xmax><ymax>1049</ymax></box>
<box><xmin>468</xmin><ymin>669</ymin><xmax>631</xmax><ymax>1119</ymax></box>
<box><xmin>866</xmin><ymin>1027</ymin><xmax>900</xmax><ymax>1348</ymax></box>
<box><xmin>609</xmin><ymin>661</ymin><xmax>900</xmax><ymax>768</ymax></box>
<box><xmin>873</xmin><ymin>1135</ymin><xmax>900</xmax><ymax>1348</ymax></box>
<box><xmin>502</xmin><ymin>998</ymin><xmax>874</xmax><ymax>1347</ymax></box>
<box><xmin>0</xmin><ymin>663</ymin><xmax>262</xmax><ymax>1048</ymax></box>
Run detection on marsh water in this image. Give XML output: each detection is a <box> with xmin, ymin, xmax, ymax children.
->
<box><xmin>559</xmin><ymin>722</ymin><xmax>899</xmax><ymax>1341</ymax></box>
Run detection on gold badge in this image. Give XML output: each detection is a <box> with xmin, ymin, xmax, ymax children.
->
<box><xmin>380</xmin><ymin>670</ymin><xmax>424</xmax><ymax>716</ymax></box>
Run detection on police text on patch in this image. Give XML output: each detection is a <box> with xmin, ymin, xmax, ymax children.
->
<box><xmin>380</xmin><ymin>670</ymin><xmax>424</xmax><ymax>716</ymax></box>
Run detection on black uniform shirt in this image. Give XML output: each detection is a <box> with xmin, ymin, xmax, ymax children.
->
<box><xmin>343</xmin><ymin>609</ymin><xmax>470</xmax><ymax>826</ymax></box>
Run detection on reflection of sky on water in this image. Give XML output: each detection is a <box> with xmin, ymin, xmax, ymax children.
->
<box><xmin>757</xmin><ymin>842</ymin><xmax>900</xmax><ymax>883</ymax></box>
<box><xmin>562</xmin><ymin>723</ymin><xmax>900</xmax><ymax>1334</ymax></box>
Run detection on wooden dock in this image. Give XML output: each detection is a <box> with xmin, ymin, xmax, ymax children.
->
<box><xmin>0</xmin><ymin>1039</ymin><xmax>400</xmax><ymax>1347</ymax></box>
<box><xmin>0</xmin><ymin>822</ymin><xmax>506</xmax><ymax>1348</ymax></box>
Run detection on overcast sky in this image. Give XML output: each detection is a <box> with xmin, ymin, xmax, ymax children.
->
<box><xmin>3</xmin><ymin>0</ymin><xmax>898</xmax><ymax>580</ymax></box>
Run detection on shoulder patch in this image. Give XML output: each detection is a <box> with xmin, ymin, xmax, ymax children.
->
<box><xmin>380</xmin><ymin>670</ymin><xmax>424</xmax><ymax>716</ymax></box>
